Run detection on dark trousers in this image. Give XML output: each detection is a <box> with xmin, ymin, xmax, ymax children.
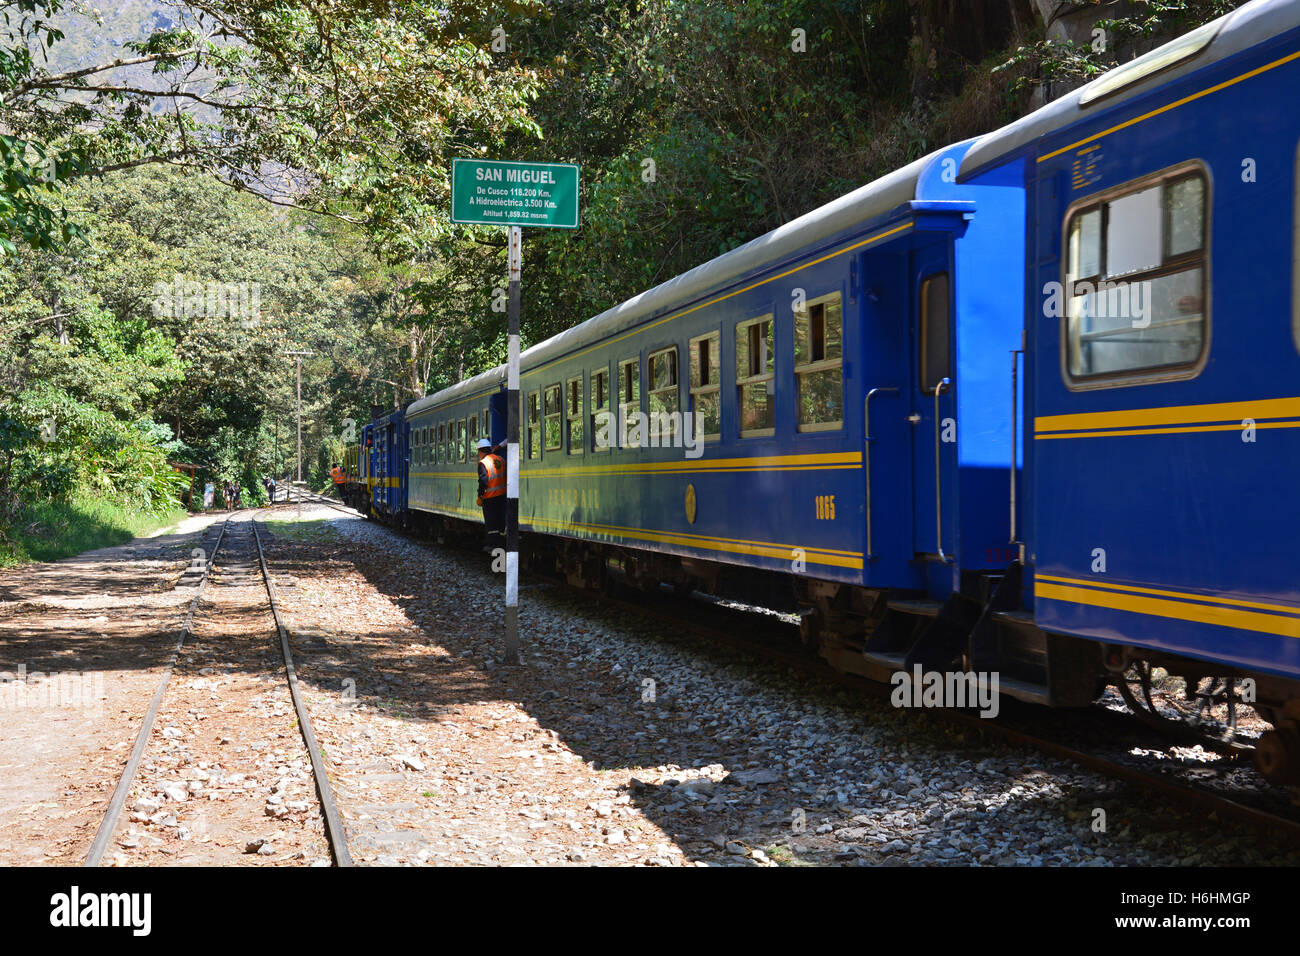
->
<box><xmin>482</xmin><ymin>495</ymin><xmax>506</xmax><ymax>552</ymax></box>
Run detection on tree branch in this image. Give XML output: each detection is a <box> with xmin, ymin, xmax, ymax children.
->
<box><xmin>35</xmin><ymin>82</ymin><xmax>278</xmax><ymax>112</ymax></box>
<box><xmin>15</xmin><ymin>51</ymin><xmax>202</xmax><ymax>95</ymax></box>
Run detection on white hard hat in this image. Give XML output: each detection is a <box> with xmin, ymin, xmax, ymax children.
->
<box><xmin>476</xmin><ymin>438</ymin><xmax>492</xmax><ymax>450</ymax></box>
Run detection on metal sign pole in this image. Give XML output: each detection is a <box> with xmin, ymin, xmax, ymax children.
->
<box><xmin>505</xmin><ymin>225</ymin><xmax>522</xmax><ymax>665</ymax></box>
<box><xmin>449</xmin><ymin>159</ymin><xmax>579</xmax><ymax>666</ymax></box>
<box><xmin>284</xmin><ymin>349</ymin><xmax>315</xmax><ymax>486</ymax></box>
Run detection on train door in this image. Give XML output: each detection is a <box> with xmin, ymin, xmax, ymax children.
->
<box><xmin>909</xmin><ymin>243</ymin><xmax>956</xmax><ymax>564</ymax></box>
<box><xmin>364</xmin><ymin>425</ymin><xmax>376</xmax><ymax>511</ymax></box>
<box><xmin>375</xmin><ymin>422</ymin><xmax>388</xmax><ymax>512</ymax></box>
<box><xmin>394</xmin><ymin>419</ymin><xmax>407</xmax><ymax>513</ymax></box>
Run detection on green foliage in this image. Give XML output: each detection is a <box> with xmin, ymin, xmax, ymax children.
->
<box><xmin>1096</xmin><ymin>0</ymin><xmax>1244</xmax><ymax>41</ymax></box>
<box><xmin>996</xmin><ymin>0</ymin><xmax>1248</xmax><ymax>96</ymax></box>
<box><xmin>0</xmin><ymin>133</ymin><xmax>87</xmax><ymax>254</ymax></box>
<box><xmin>0</xmin><ymin>0</ymin><xmax>543</xmax><ymax>256</ymax></box>
<box><xmin>0</xmin><ymin>492</ymin><xmax>186</xmax><ymax>566</ymax></box>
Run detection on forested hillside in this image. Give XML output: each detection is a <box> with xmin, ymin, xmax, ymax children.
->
<box><xmin>0</xmin><ymin>0</ymin><xmax>1241</xmax><ymax>562</ymax></box>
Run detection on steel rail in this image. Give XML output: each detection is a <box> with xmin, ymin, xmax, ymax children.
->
<box><xmin>85</xmin><ymin>515</ymin><xmax>231</xmax><ymax>867</ymax></box>
<box><xmin>250</xmin><ymin>515</ymin><xmax>353</xmax><ymax>867</ymax></box>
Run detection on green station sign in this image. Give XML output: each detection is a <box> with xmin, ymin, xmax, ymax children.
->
<box><xmin>450</xmin><ymin>159</ymin><xmax>580</xmax><ymax>229</ymax></box>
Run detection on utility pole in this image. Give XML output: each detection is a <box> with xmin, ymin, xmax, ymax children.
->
<box><xmin>284</xmin><ymin>350</ymin><xmax>315</xmax><ymax>484</ymax></box>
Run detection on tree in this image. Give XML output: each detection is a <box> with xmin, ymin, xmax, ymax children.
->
<box><xmin>0</xmin><ymin>0</ymin><xmax>544</xmax><ymax>255</ymax></box>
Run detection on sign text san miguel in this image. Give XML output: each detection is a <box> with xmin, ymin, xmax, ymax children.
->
<box><xmin>451</xmin><ymin>159</ymin><xmax>580</xmax><ymax>229</ymax></box>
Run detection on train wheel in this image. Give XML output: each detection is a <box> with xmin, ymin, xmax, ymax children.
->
<box><xmin>1116</xmin><ymin>662</ymin><xmax>1253</xmax><ymax>757</ymax></box>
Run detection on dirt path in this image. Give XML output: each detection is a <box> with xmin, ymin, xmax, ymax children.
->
<box><xmin>0</xmin><ymin>518</ymin><xmax>222</xmax><ymax>864</ymax></box>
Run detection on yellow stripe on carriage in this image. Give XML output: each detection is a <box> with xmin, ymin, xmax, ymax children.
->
<box><xmin>1034</xmin><ymin>396</ymin><xmax>1300</xmax><ymax>438</ymax></box>
<box><xmin>521</xmin><ymin>450</ymin><xmax>863</xmax><ymax>477</ymax></box>
<box><xmin>525</xmin><ymin>515</ymin><xmax>864</xmax><ymax>568</ymax></box>
<box><xmin>1035</xmin><ymin>574</ymin><xmax>1300</xmax><ymax>618</ymax></box>
<box><xmin>409</xmin><ymin>501</ymin><xmax>864</xmax><ymax>568</ymax></box>
<box><xmin>410</xmin><ymin>450</ymin><xmax>863</xmax><ymax>479</ymax></box>
<box><xmin>1036</xmin><ymin>582</ymin><xmax>1300</xmax><ymax>639</ymax></box>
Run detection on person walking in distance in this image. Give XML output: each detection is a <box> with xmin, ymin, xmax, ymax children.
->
<box><xmin>476</xmin><ymin>438</ymin><xmax>506</xmax><ymax>554</ymax></box>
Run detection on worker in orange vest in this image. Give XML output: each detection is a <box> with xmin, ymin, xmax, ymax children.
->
<box><xmin>476</xmin><ymin>438</ymin><xmax>506</xmax><ymax>553</ymax></box>
<box><xmin>330</xmin><ymin>463</ymin><xmax>345</xmax><ymax>485</ymax></box>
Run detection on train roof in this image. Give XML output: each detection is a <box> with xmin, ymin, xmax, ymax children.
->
<box><xmin>959</xmin><ymin>0</ymin><xmax>1300</xmax><ymax>178</ymax></box>
<box><xmin>409</xmin><ymin>148</ymin><xmax>939</xmax><ymax>418</ymax></box>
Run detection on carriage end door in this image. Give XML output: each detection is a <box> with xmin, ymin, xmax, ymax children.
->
<box><xmin>910</xmin><ymin>244</ymin><xmax>955</xmax><ymax>562</ymax></box>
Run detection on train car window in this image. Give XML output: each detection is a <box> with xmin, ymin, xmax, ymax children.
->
<box><xmin>457</xmin><ymin>419</ymin><xmax>467</xmax><ymax>463</ymax></box>
<box><xmin>736</xmin><ymin>315</ymin><xmax>775</xmax><ymax>436</ymax></box>
<box><xmin>544</xmin><ymin>384</ymin><xmax>562</xmax><ymax>451</ymax></box>
<box><xmin>482</xmin><ymin>409</ymin><xmax>490</xmax><ymax>442</ymax></box>
<box><xmin>1065</xmin><ymin>166</ymin><xmax>1207</xmax><ymax>382</ymax></box>
<box><xmin>468</xmin><ymin>414</ymin><xmax>479</xmax><ymax>456</ymax></box>
<box><xmin>618</xmin><ymin>358</ymin><xmax>641</xmax><ymax>449</ymax></box>
<box><xmin>920</xmin><ymin>274</ymin><xmax>951</xmax><ymax>393</ymax></box>
<box><xmin>794</xmin><ymin>292</ymin><xmax>844</xmax><ymax>430</ymax></box>
<box><xmin>590</xmin><ymin>368</ymin><xmax>610</xmax><ymax>452</ymax></box>
<box><xmin>648</xmin><ymin>347</ymin><xmax>679</xmax><ymax>446</ymax></box>
<box><xmin>434</xmin><ymin>423</ymin><xmax>442</xmax><ymax>464</ymax></box>
<box><xmin>689</xmin><ymin>332</ymin><xmax>721</xmax><ymax>440</ymax></box>
<box><xmin>566</xmin><ymin>377</ymin><xmax>584</xmax><ymax>455</ymax></box>
<box><xmin>527</xmin><ymin>391</ymin><xmax>541</xmax><ymax>460</ymax></box>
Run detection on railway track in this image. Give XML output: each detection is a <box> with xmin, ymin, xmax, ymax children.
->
<box><xmin>84</xmin><ymin>509</ymin><xmax>352</xmax><ymax>867</ymax></box>
<box><xmin>269</xmin><ymin>490</ymin><xmax>1300</xmax><ymax>849</ymax></box>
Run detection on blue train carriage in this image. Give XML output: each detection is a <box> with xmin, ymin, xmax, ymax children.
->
<box><xmin>405</xmin><ymin>375</ymin><xmax>507</xmax><ymax>534</ymax></box>
<box><xmin>960</xmin><ymin>0</ymin><xmax>1300</xmax><ymax>779</ymax></box>
<box><xmin>503</xmin><ymin>140</ymin><xmax>1025</xmax><ymax>671</ymax></box>
<box><xmin>366</xmin><ymin>406</ymin><xmax>409</xmax><ymax>522</ymax></box>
